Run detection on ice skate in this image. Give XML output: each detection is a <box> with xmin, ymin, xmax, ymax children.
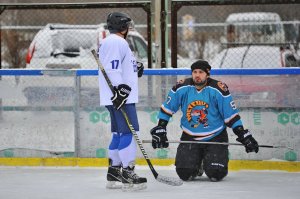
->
<box><xmin>121</xmin><ymin>166</ymin><xmax>147</xmax><ymax>191</ymax></box>
<box><xmin>106</xmin><ymin>166</ymin><xmax>122</xmax><ymax>189</ymax></box>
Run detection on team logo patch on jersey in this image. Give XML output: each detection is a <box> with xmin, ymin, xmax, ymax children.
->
<box><xmin>176</xmin><ymin>79</ymin><xmax>184</xmax><ymax>85</ymax></box>
<box><xmin>186</xmin><ymin>100</ymin><xmax>209</xmax><ymax>128</ymax></box>
<box><xmin>217</xmin><ymin>81</ymin><xmax>228</xmax><ymax>92</ymax></box>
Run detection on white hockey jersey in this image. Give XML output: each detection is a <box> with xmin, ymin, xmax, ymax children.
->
<box><xmin>98</xmin><ymin>34</ymin><xmax>139</xmax><ymax>106</ymax></box>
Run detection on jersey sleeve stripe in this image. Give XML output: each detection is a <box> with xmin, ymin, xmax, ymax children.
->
<box><xmin>224</xmin><ymin>113</ymin><xmax>241</xmax><ymax>127</ymax></box>
<box><xmin>160</xmin><ymin>105</ymin><xmax>173</xmax><ymax>117</ymax></box>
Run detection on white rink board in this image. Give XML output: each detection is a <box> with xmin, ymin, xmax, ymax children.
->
<box><xmin>0</xmin><ymin>108</ymin><xmax>299</xmax><ymax>160</ymax></box>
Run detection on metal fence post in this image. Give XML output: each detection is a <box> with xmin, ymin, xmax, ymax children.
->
<box><xmin>74</xmin><ymin>73</ymin><xmax>81</xmax><ymax>157</ymax></box>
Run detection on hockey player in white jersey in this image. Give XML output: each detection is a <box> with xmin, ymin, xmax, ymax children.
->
<box><xmin>98</xmin><ymin>12</ymin><xmax>146</xmax><ymax>191</ymax></box>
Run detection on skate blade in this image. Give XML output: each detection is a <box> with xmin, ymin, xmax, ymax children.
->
<box><xmin>106</xmin><ymin>181</ymin><xmax>122</xmax><ymax>189</ymax></box>
<box><xmin>122</xmin><ymin>183</ymin><xmax>147</xmax><ymax>191</ymax></box>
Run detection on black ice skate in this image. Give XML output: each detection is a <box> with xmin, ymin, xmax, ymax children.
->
<box><xmin>106</xmin><ymin>166</ymin><xmax>122</xmax><ymax>189</ymax></box>
<box><xmin>121</xmin><ymin>166</ymin><xmax>147</xmax><ymax>191</ymax></box>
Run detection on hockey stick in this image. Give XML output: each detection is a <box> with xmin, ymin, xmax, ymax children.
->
<box><xmin>91</xmin><ymin>49</ymin><xmax>182</xmax><ymax>186</ymax></box>
<box><xmin>142</xmin><ymin>140</ymin><xmax>294</xmax><ymax>150</ymax></box>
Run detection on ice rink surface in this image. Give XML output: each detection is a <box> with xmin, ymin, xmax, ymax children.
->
<box><xmin>1</xmin><ymin>166</ymin><xmax>300</xmax><ymax>199</ymax></box>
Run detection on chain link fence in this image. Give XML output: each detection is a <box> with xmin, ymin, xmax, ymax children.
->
<box><xmin>1</xmin><ymin>1</ymin><xmax>151</xmax><ymax>69</ymax></box>
<box><xmin>170</xmin><ymin>0</ymin><xmax>300</xmax><ymax>68</ymax></box>
<box><xmin>1</xmin><ymin>1</ymin><xmax>300</xmax><ymax>69</ymax></box>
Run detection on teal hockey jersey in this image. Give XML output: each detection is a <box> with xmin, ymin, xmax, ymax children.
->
<box><xmin>158</xmin><ymin>77</ymin><xmax>243</xmax><ymax>141</ymax></box>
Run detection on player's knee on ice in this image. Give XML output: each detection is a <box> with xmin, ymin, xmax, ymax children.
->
<box><xmin>176</xmin><ymin>168</ymin><xmax>198</xmax><ymax>181</ymax></box>
<box><xmin>203</xmin><ymin>144</ymin><xmax>229</xmax><ymax>182</ymax></box>
<box><xmin>204</xmin><ymin>163</ymin><xmax>228</xmax><ymax>182</ymax></box>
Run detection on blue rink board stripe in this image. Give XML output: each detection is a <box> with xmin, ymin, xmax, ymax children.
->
<box><xmin>0</xmin><ymin>69</ymin><xmax>43</xmax><ymax>76</ymax></box>
<box><xmin>0</xmin><ymin>68</ymin><xmax>300</xmax><ymax>76</ymax></box>
<box><xmin>143</xmin><ymin>68</ymin><xmax>300</xmax><ymax>75</ymax></box>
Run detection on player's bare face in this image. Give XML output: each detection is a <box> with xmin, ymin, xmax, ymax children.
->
<box><xmin>116</xmin><ymin>28</ymin><xmax>130</xmax><ymax>39</ymax></box>
<box><xmin>192</xmin><ymin>69</ymin><xmax>207</xmax><ymax>86</ymax></box>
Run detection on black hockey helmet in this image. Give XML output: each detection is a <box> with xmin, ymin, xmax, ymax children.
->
<box><xmin>107</xmin><ymin>12</ymin><xmax>133</xmax><ymax>33</ymax></box>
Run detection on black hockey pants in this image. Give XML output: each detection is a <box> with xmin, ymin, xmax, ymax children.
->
<box><xmin>175</xmin><ymin>128</ymin><xmax>229</xmax><ymax>181</ymax></box>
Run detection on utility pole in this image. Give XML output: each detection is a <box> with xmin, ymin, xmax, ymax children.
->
<box><xmin>153</xmin><ymin>0</ymin><xmax>168</xmax><ymax>68</ymax></box>
<box><xmin>154</xmin><ymin>0</ymin><xmax>161</xmax><ymax>68</ymax></box>
<box><xmin>161</xmin><ymin>0</ymin><xmax>168</xmax><ymax>68</ymax></box>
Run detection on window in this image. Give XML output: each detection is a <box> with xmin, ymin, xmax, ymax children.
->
<box><xmin>132</xmin><ymin>36</ymin><xmax>148</xmax><ymax>59</ymax></box>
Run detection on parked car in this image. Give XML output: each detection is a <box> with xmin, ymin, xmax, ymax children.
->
<box><xmin>26</xmin><ymin>23</ymin><xmax>192</xmax><ymax>69</ymax></box>
<box><xmin>209</xmin><ymin>46</ymin><xmax>300</xmax><ymax>107</ymax></box>
<box><xmin>207</xmin><ymin>12</ymin><xmax>300</xmax><ymax>108</ymax></box>
<box><xmin>211</xmin><ymin>45</ymin><xmax>299</xmax><ymax>68</ymax></box>
<box><xmin>26</xmin><ymin>24</ymin><xmax>112</xmax><ymax>69</ymax></box>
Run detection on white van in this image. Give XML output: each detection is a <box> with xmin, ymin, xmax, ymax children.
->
<box><xmin>225</xmin><ymin>12</ymin><xmax>285</xmax><ymax>44</ymax></box>
<box><xmin>212</xmin><ymin>12</ymin><xmax>300</xmax><ymax>68</ymax></box>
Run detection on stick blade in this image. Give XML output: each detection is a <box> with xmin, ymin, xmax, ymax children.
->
<box><xmin>156</xmin><ymin>174</ymin><xmax>183</xmax><ymax>186</ymax></box>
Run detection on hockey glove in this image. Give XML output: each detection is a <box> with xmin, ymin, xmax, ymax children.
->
<box><xmin>111</xmin><ymin>84</ymin><xmax>131</xmax><ymax>110</ymax></box>
<box><xmin>150</xmin><ymin>119</ymin><xmax>169</xmax><ymax>149</ymax></box>
<box><xmin>137</xmin><ymin>61</ymin><xmax>144</xmax><ymax>78</ymax></box>
<box><xmin>234</xmin><ymin>126</ymin><xmax>259</xmax><ymax>153</ymax></box>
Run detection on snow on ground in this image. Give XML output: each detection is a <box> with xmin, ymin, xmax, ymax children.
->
<box><xmin>0</xmin><ymin>166</ymin><xmax>299</xmax><ymax>199</ymax></box>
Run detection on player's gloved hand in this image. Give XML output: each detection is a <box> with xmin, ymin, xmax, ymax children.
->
<box><xmin>150</xmin><ymin>126</ymin><xmax>169</xmax><ymax>149</ymax></box>
<box><xmin>137</xmin><ymin>61</ymin><xmax>144</xmax><ymax>78</ymax></box>
<box><xmin>111</xmin><ymin>84</ymin><xmax>131</xmax><ymax>110</ymax></box>
<box><xmin>150</xmin><ymin>119</ymin><xmax>169</xmax><ymax>149</ymax></box>
<box><xmin>234</xmin><ymin>126</ymin><xmax>259</xmax><ymax>153</ymax></box>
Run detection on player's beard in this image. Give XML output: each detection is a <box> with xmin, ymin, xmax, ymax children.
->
<box><xmin>194</xmin><ymin>80</ymin><xmax>206</xmax><ymax>87</ymax></box>
<box><xmin>193</xmin><ymin>77</ymin><xmax>207</xmax><ymax>87</ymax></box>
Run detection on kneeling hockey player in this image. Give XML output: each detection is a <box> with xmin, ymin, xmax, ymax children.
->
<box><xmin>150</xmin><ymin>60</ymin><xmax>259</xmax><ymax>182</ymax></box>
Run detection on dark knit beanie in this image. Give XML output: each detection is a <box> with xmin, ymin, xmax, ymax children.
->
<box><xmin>191</xmin><ymin>60</ymin><xmax>211</xmax><ymax>75</ymax></box>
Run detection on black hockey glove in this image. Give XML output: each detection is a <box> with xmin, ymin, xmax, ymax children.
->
<box><xmin>137</xmin><ymin>61</ymin><xmax>144</xmax><ymax>78</ymax></box>
<box><xmin>150</xmin><ymin>119</ymin><xmax>169</xmax><ymax>149</ymax></box>
<box><xmin>111</xmin><ymin>84</ymin><xmax>131</xmax><ymax>110</ymax></box>
<box><xmin>234</xmin><ymin>126</ymin><xmax>259</xmax><ymax>153</ymax></box>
